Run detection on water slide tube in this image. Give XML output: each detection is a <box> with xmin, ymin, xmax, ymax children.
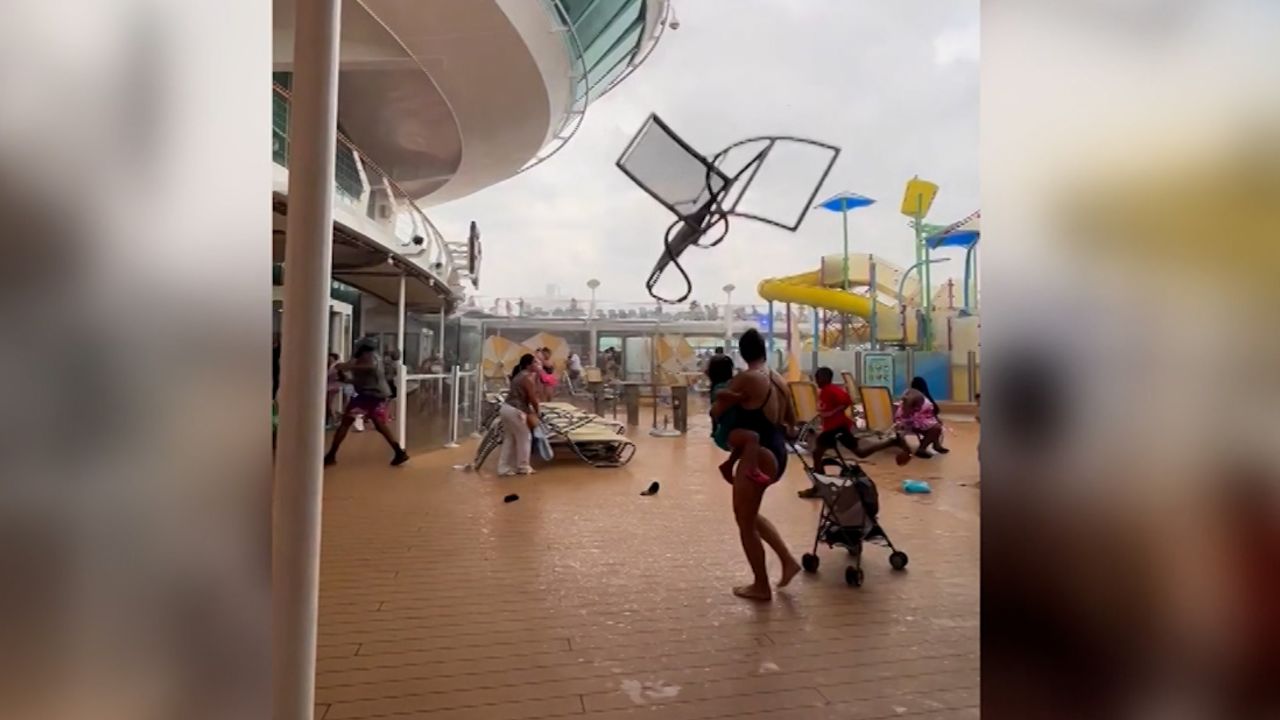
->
<box><xmin>757</xmin><ymin>269</ymin><xmax>918</xmax><ymax>344</ymax></box>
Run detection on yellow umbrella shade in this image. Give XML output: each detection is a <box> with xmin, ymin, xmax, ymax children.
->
<box><xmin>521</xmin><ymin>332</ymin><xmax>570</xmax><ymax>371</ymax></box>
<box><xmin>654</xmin><ymin>334</ymin><xmax>696</xmax><ymax>386</ymax></box>
<box><xmin>482</xmin><ymin>336</ymin><xmax>526</xmax><ymax>378</ymax></box>
<box><xmin>655</xmin><ymin>334</ymin><xmax>695</xmax><ymax>371</ymax></box>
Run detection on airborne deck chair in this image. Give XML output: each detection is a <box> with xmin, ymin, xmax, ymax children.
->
<box><xmin>617</xmin><ymin>114</ymin><xmax>840</xmax><ymax>304</ymax></box>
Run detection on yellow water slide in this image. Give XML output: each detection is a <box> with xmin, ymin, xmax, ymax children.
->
<box><xmin>757</xmin><ymin>254</ymin><xmax>920</xmax><ymax>344</ymax></box>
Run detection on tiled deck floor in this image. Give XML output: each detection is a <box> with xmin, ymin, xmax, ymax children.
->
<box><xmin>316</xmin><ymin>409</ymin><xmax>980</xmax><ymax>719</ymax></box>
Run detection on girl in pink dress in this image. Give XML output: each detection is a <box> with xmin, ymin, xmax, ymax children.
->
<box><xmin>535</xmin><ymin>347</ymin><xmax>559</xmax><ymax>400</ymax></box>
<box><xmin>896</xmin><ymin>377</ymin><xmax>950</xmax><ymax>458</ymax></box>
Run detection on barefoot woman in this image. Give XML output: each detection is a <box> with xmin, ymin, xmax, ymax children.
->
<box><xmin>711</xmin><ymin>329</ymin><xmax>802</xmax><ymax>601</ymax></box>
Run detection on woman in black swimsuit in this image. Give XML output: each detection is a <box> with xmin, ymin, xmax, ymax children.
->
<box><xmin>711</xmin><ymin>329</ymin><xmax>802</xmax><ymax>601</ymax></box>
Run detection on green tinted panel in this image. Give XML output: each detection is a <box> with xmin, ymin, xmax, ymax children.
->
<box><xmin>587</xmin><ymin>21</ymin><xmax>641</xmax><ymax>87</ymax></box>
<box><xmin>272</xmin><ymin>90</ymin><xmax>289</xmax><ymax>164</ymax></box>
<box><xmin>559</xmin><ymin>0</ymin><xmax>597</xmax><ymax>23</ymax></box>
<box><xmin>335</xmin><ymin>144</ymin><xmax>363</xmax><ymax>200</ymax></box>
<box><xmin>587</xmin><ymin>53</ymin><xmax>629</xmax><ymax>100</ymax></box>
<box><xmin>574</xmin><ymin>0</ymin><xmax>640</xmax><ymax>53</ymax></box>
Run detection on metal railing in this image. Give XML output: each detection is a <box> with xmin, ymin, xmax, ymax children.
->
<box><xmin>404</xmin><ymin>364</ymin><xmax>482</xmax><ymax>449</ymax></box>
<box><xmin>523</xmin><ymin>0</ymin><xmax>670</xmax><ymax>173</ymax></box>
<box><xmin>271</xmin><ymin>84</ymin><xmax>475</xmax><ymax>290</ymax></box>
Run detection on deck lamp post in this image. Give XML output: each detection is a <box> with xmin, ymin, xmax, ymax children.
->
<box><xmin>815</xmin><ymin>192</ymin><xmax>875</xmax><ymax>349</ymax></box>
<box><xmin>586</xmin><ymin>278</ymin><xmax>600</xmax><ymax>366</ymax></box>
<box><xmin>722</xmin><ymin>283</ymin><xmax>735</xmax><ymax>349</ymax></box>
<box><xmin>900</xmin><ymin>177</ymin><xmax>939</xmax><ymax>350</ymax></box>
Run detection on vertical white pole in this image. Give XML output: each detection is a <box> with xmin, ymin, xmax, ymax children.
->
<box><xmin>396</xmin><ymin>274</ymin><xmax>406</xmax><ymax>445</ymax></box>
<box><xmin>811</xmin><ymin>306</ymin><xmax>819</xmax><ymax>375</ymax></box>
<box><xmin>869</xmin><ymin>258</ymin><xmax>878</xmax><ymax>351</ymax></box>
<box><xmin>445</xmin><ymin>365</ymin><xmax>461</xmax><ymax>448</ymax></box>
<box><xmin>723</xmin><ymin>289</ymin><xmax>733</xmax><ymax>348</ymax></box>
<box><xmin>438</xmin><ymin>311</ymin><xmax>446</xmax><ymax>356</ymax></box>
<box><xmin>473</xmin><ymin>322</ymin><xmax>486</xmax><ymax>437</ymax></box>
<box><xmin>327</xmin><ymin>304</ymin><xmax>340</xmax><ymax>356</ymax></box>
<box><xmin>272</xmin><ymin>0</ymin><xmax>341</xmax><ymax>718</ymax></box>
<box><xmin>587</xmin><ymin>286</ymin><xmax>598</xmax><ymax>367</ymax></box>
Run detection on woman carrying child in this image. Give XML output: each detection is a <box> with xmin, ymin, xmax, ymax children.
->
<box><xmin>709</xmin><ymin>329</ymin><xmax>802</xmax><ymax>602</ymax></box>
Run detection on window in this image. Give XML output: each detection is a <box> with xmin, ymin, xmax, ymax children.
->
<box><xmin>587</xmin><ymin>20</ymin><xmax>642</xmax><ymax>92</ymax></box>
<box><xmin>574</xmin><ymin>0</ymin><xmax>641</xmax><ymax>59</ymax></box>
<box><xmin>558</xmin><ymin>0</ymin><xmax>599</xmax><ymax>23</ymax></box>
<box><xmin>583</xmin><ymin>10</ymin><xmax>642</xmax><ymax>71</ymax></box>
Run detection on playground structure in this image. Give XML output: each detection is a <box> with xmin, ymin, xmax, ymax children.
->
<box><xmin>757</xmin><ymin>186</ymin><xmax>981</xmax><ymax>402</ymax></box>
<box><xmin>758</xmin><ymin>253</ymin><xmax>924</xmax><ymax>345</ymax></box>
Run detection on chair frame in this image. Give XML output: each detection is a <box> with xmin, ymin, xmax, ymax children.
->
<box><xmin>616</xmin><ymin>113</ymin><xmax>840</xmax><ymax>304</ymax></box>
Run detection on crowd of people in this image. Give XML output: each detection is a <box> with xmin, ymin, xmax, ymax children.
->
<box><xmin>276</xmin><ymin>325</ymin><xmax>965</xmax><ymax>607</ymax></box>
<box><xmin>289</xmin><ymin>328</ymin><xmax>955</xmax><ymax>603</ymax></box>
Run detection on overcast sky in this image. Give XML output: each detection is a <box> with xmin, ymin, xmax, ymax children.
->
<box><xmin>429</xmin><ymin>0</ymin><xmax>979</xmax><ymax>307</ymax></box>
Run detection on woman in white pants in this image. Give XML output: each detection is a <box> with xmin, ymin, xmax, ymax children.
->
<box><xmin>497</xmin><ymin>354</ymin><xmax>539</xmax><ymax>476</ymax></box>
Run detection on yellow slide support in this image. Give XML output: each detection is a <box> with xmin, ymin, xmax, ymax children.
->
<box><xmin>757</xmin><ymin>269</ymin><xmax>918</xmax><ymax>344</ymax></box>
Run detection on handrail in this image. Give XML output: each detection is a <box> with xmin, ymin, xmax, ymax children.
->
<box><xmin>522</xmin><ymin>0</ymin><xmax>592</xmax><ymax>173</ymax></box>
<box><xmin>271</xmin><ymin>83</ymin><xmax>473</xmax><ymax>291</ymax></box>
<box><xmin>521</xmin><ymin>0</ymin><xmax>669</xmax><ymax>173</ymax></box>
<box><xmin>595</xmin><ymin>0</ymin><xmax>670</xmax><ymax>98</ymax></box>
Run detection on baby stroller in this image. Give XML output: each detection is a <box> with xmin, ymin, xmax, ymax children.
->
<box><xmin>794</xmin><ymin>450</ymin><xmax>909</xmax><ymax>587</ymax></box>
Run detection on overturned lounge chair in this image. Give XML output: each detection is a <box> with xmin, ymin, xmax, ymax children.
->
<box><xmin>468</xmin><ymin>398</ymin><xmax>636</xmax><ymax>470</ymax></box>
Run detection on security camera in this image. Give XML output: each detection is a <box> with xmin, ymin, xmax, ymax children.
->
<box><xmin>411</xmin><ymin>234</ymin><xmax>425</xmax><ymax>246</ymax></box>
<box><xmin>668</xmin><ymin>19</ymin><xmax>680</xmax><ymax>30</ymax></box>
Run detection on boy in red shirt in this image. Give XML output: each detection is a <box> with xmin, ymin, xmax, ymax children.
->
<box><xmin>800</xmin><ymin>368</ymin><xmax>913</xmax><ymax>498</ymax></box>
<box><xmin>812</xmin><ymin>367</ymin><xmax>859</xmax><ymax>468</ymax></box>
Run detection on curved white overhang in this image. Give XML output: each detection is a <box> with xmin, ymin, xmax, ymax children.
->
<box><xmin>275</xmin><ymin>0</ymin><xmax>557</xmax><ymax>204</ymax></box>
<box><xmin>275</xmin><ymin>0</ymin><xmax>466</xmax><ymax>199</ymax></box>
<box><xmin>274</xmin><ymin>0</ymin><xmax>670</xmax><ymax>208</ymax></box>
<box><xmin>515</xmin><ymin>0</ymin><xmax>672</xmax><ymax>173</ymax></box>
<box><xmin>392</xmin><ymin>0</ymin><xmax>564</xmax><ymax>205</ymax></box>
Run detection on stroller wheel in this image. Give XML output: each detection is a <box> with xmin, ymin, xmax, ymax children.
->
<box><xmin>845</xmin><ymin>567</ymin><xmax>864</xmax><ymax>587</ymax></box>
<box><xmin>889</xmin><ymin>551</ymin><xmax>909</xmax><ymax>571</ymax></box>
<box><xmin>801</xmin><ymin>553</ymin><xmax>819</xmax><ymax>573</ymax></box>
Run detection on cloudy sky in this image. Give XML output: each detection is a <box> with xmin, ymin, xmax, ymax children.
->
<box><xmin>429</xmin><ymin>0</ymin><xmax>979</xmax><ymax>307</ymax></box>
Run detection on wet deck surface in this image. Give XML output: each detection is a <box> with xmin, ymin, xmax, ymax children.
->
<box><xmin>316</xmin><ymin>408</ymin><xmax>980</xmax><ymax>719</ymax></box>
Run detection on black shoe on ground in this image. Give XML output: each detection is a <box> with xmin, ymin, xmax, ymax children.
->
<box><xmin>932</xmin><ymin>444</ymin><xmax>951</xmax><ymax>454</ymax></box>
<box><xmin>391</xmin><ymin>449</ymin><xmax>410</xmax><ymax>466</ymax></box>
<box><xmin>914</xmin><ymin>449</ymin><xmax>934</xmax><ymax>459</ymax></box>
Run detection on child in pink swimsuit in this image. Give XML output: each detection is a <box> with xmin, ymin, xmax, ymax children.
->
<box><xmin>895</xmin><ymin>376</ymin><xmax>949</xmax><ymax>458</ymax></box>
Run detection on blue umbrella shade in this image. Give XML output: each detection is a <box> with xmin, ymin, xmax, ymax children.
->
<box><xmin>927</xmin><ymin>229</ymin><xmax>979</xmax><ymax>248</ymax></box>
<box><xmin>817</xmin><ymin>192</ymin><xmax>876</xmax><ymax>213</ymax></box>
